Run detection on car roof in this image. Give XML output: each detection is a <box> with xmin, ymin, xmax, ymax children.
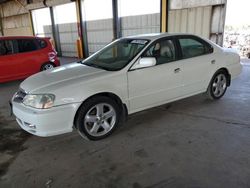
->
<box><xmin>0</xmin><ymin>36</ymin><xmax>50</xmax><ymax>40</ymax></box>
<box><xmin>124</xmin><ymin>32</ymin><xmax>196</xmax><ymax>40</ymax></box>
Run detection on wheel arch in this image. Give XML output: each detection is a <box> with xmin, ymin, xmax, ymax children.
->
<box><xmin>73</xmin><ymin>92</ymin><xmax>128</xmax><ymax>128</ymax></box>
<box><xmin>40</xmin><ymin>62</ymin><xmax>56</xmax><ymax>71</ymax></box>
<box><xmin>215</xmin><ymin>67</ymin><xmax>231</xmax><ymax>86</ymax></box>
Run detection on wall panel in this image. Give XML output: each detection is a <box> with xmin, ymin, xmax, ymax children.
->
<box><xmin>121</xmin><ymin>13</ymin><xmax>160</xmax><ymax>37</ymax></box>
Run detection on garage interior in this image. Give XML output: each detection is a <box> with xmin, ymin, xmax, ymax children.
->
<box><xmin>0</xmin><ymin>0</ymin><xmax>249</xmax><ymax>187</ymax></box>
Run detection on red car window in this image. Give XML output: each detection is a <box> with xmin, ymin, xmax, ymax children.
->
<box><xmin>17</xmin><ymin>39</ymin><xmax>38</xmax><ymax>53</ymax></box>
<box><xmin>0</xmin><ymin>40</ymin><xmax>15</xmax><ymax>56</ymax></box>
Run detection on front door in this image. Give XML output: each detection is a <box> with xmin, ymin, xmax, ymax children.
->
<box><xmin>128</xmin><ymin>38</ymin><xmax>183</xmax><ymax>113</ymax></box>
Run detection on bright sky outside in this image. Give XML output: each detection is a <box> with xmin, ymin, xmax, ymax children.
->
<box><xmin>225</xmin><ymin>0</ymin><xmax>250</xmax><ymax>26</ymax></box>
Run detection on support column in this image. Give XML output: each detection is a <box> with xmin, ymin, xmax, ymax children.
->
<box><xmin>112</xmin><ymin>0</ymin><xmax>121</xmax><ymax>39</ymax></box>
<box><xmin>76</xmin><ymin>0</ymin><xmax>84</xmax><ymax>58</ymax></box>
<box><xmin>50</xmin><ymin>7</ymin><xmax>62</xmax><ymax>56</ymax></box>
<box><xmin>78</xmin><ymin>0</ymin><xmax>89</xmax><ymax>57</ymax></box>
<box><xmin>160</xmin><ymin>0</ymin><xmax>168</xmax><ymax>33</ymax></box>
<box><xmin>28</xmin><ymin>10</ymin><xmax>35</xmax><ymax>36</ymax></box>
<box><xmin>0</xmin><ymin>5</ymin><xmax>3</xmax><ymax>36</ymax></box>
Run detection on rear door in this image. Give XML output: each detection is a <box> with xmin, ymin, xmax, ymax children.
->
<box><xmin>16</xmin><ymin>39</ymin><xmax>41</xmax><ymax>76</ymax></box>
<box><xmin>176</xmin><ymin>36</ymin><xmax>215</xmax><ymax>96</ymax></box>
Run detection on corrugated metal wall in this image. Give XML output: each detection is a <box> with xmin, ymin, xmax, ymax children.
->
<box><xmin>121</xmin><ymin>13</ymin><xmax>160</xmax><ymax>37</ymax></box>
<box><xmin>0</xmin><ymin>1</ymin><xmax>33</xmax><ymax>36</ymax></box>
<box><xmin>168</xmin><ymin>0</ymin><xmax>226</xmax><ymax>46</ymax></box>
<box><xmin>86</xmin><ymin>18</ymin><xmax>113</xmax><ymax>55</ymax></box>
<box><xmin>56</xmin><ymin>23</ymin><xmax>78</xmax><ymax>57</ymax></box>
<box><xmin>168</xmin><ymin>7</ymin><xmax>211</xmax><ymax>38</ymax></box>
<box><xmin>43</xmin><ymin>25</ymin><xmax>53</xmax><ymax>39</ymax></box>
<box><xmin>210</xmin><ymin>5</ymin><xmax>225</xmax><ymax>45</ymax></box>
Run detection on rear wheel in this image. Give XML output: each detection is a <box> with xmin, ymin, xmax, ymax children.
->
<box><xmin>41</xmin><ymin>63</ymin><xmax>55</xmax><ymax>71</ymax></box>
<box><xmin>75</xmin><ymin>96</ymin><xmax>121</xmax><ymax>140</ymax></box>
<box><xmin>207</xmin><ymin>70</ymin><xmax>228</xmax><ymax>100</ymax></box>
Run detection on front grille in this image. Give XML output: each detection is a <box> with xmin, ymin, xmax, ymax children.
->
<box><xmin>13</xmin><ymin>89</ymin><xmax>27</xmax><ymax>103</ymax></box>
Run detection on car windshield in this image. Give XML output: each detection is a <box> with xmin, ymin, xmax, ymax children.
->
<box><xmin>81</xmin><ymin>39</ymin><xmax>149</xmax><ymax>71</ymax></box>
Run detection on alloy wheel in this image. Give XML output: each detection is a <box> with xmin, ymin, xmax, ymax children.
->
<box><xmin>212</xmin><ymin>73</ymin><xmax>227</xmax><ymax>97</ymax></box>
<box><xmin>84</xmin><ymin>103</ymin><xmax>116</xmax><ymax>137</ymax></box>
<box><xmin>43</xmin><ymin>64</ymin><xmax>54</xmax><ymax>70</ymax></box>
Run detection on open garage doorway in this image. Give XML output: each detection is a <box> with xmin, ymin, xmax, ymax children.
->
<box><xmin>32</xmin><ymin>3</ymin><xmax>79</xmax><ymax>58</ymax></box>
<box><xmin>223</xmin><ymin>0</ymin><xmax>250</xmax><ymax>58</ymax></box>
<box><xmin>32</xmin><ymin>8</ymin><xmax>52</xmax><ymax>38</ymax></box>
<box><xmin>53</xmin><ymin>2</ymin><xmax>78</xmax><ymax>57</ymax></box>
<box><xmin>119</xmin><ymin>0</ymin><xmax>161</xmax><ymax>37</ymax></box>
<box><xmin>81</xmin><ymin>0</ymin><xmax>114</xmax><ymax>55</ymax></box>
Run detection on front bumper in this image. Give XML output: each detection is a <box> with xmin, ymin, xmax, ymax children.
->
<box><xmin>12</xmin><ymin>102</ymin><xmax>80</xmax><ymax>137</ymax></box>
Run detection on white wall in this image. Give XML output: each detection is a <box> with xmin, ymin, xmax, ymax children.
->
<box><xmin>121</xmin><ymin>13</ymin><xmax>161</xmax><ymax>37</ymax></box>
<box><xmin>86</xmin><ymin>18</ymin><xmax>113</xmax><ymax>55</ymax></box>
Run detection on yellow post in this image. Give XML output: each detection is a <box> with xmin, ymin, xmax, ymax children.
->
<box><xmin>161</xmin><ymin>0</ymin><xmax>168</xmax><ymax>33</ymax></box>
<box><xmin>75</xmin><ymin>0</ymin><xmax>84</xmax><ymax>59</ymax></box>
<box><xmin>76</xmin><ymin>39</ymin><xmax>83</xmax><ymax>59</ymax></box>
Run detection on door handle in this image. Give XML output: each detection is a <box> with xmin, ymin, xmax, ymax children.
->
<box><xmin>211</xmin><ymin>59</ymin><xmax>216</xmax><ymax>64</ymax></box>
<box><xmin>174</xmin><ymin>68</ymin><xmax>181</xmax><ymax>73</ymax></box>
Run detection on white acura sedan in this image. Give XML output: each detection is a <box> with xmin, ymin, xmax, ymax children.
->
<box><xmin>12</xmin><ymin>33</ymin><xmax>242</xmax><ymax>140</ymax></box>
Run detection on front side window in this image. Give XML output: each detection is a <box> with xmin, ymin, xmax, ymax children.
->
<box><xmin>0</xmin><ymin>40</ymin><xmax>15</xmax><ymax>56</ymax></box>
<box><xmin>179</xmin><ymin>38</ymin><xmax>210</xmax><ymax>59</ymax></box>
<box><xmin>143</xmin><ymin>39</ymin><xmax>176</xmax><ymax>65</ymax></box>
<box><xmin>17</xmin><ymin>39</ymin><xmax>38</xmax><ymax>53</ymax></box>
<box><xmin>82</xmin><ymin>39</ymin><xmax>149</xmax><ymax>71</ymax></box>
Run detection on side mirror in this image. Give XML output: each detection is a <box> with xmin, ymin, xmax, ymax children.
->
<box><xmin>131</xmin><ymin>57</ymin><xmax>156</xmax><ymax>70</ymax></box>
<box><xmin>208</xmin><ymin>46</ymin><xmax>214</xmax><ymax>53</ymax></box>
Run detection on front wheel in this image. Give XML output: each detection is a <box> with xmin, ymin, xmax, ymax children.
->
<box><xmin>75</xmin><ymin>96</ymin><xmax>121</xmax><ymax>140</ymax></box>
<box><xmin>207</xmin><ymin>71</ymin><xmax>228</xmax><ymax>100</ymax></box>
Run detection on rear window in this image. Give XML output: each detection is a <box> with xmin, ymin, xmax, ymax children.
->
<box><xmin>17</xmin><ymin>39</ymin><xmax>38</xmax><ymax>53</ymax></box>
<box><xmin>37</xmin><ymin>39</ymin><xmax>47</xmax><ymax>49</ymax></box>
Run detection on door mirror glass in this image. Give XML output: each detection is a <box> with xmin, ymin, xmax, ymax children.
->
<box><xmin>131</xmin><ymin>57</ymin><xmax>156</xmax><ymax>70</ymax></box>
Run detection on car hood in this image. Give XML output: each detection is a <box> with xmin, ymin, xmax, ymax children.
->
<box><xmin>21</xmin><ymin>63</ymin><xmax>106</xmax><ymax>93</ymax></box>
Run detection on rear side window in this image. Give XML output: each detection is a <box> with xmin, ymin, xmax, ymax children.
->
<box><xmin>37</xmin><ymin>39</ymin><xmax>47</xmax><ymax>49</ymax></box>
<box><xmin>0</xmin><ymin>40</ymin><xmax>15</xmax><ymax>56</ymax></box>
<box><xmin>179</xmin><ymin>37</ymin><xmax>212</xmax><ymax>59</ymax></box>
<box><xmin>17</xmin><ymin>39</ymin><xmax>38</xmax><ymax>53</ymax></box>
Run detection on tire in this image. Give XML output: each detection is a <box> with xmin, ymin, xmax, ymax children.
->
<box><xmin>40</xmin><ymin>63</ymin><xmax>55</xmax><ymax>71</ymax></box>
<box><xmin>206</xmin><ymin>70</ymin><xmax>228</xmax><ymax>100</ymax></box>
<box><xmin>75</xmin><ymin>96</ymin><xmax>121</xmax><ymax>140</ymax></box>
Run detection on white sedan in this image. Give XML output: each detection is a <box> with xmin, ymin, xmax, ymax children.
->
<box><xmin>12</xmin><ymin>33</ymin><xmax>242</xmax><ymax>140</ymax></box>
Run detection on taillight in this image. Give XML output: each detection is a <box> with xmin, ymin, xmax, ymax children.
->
<box><xmin>48</xmin><ymin>52</ymin><xmax>56</xmax><ymax>62</ymax></box>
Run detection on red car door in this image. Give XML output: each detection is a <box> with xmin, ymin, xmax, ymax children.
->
<box><xmin>15</xmin><ymin>39</ymin><xmax>42</xmax><ymax>76</ymax></box>
<box><xmin>0</xmin><ymin>39</ymin><xmax>23</xmax><ymax>82</ymax></box>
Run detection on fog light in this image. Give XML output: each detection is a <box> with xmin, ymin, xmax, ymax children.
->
<box><xmin>24</xmin><ymin>122</ymin><xmax>36</xmax><ymax>129</ymax></box>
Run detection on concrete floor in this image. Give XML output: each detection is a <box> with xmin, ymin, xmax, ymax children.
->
<box><xmin>0</xmin><ymin>58</ymin><xmax>249</xmax><ymax>188</ymax></box>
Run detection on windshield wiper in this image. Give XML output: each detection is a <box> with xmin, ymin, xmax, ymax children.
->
<box><xmin>77</xmin><ymin>60</ymin><xmax>83</xmax><ymax>64</ymax></box>
<box><xmin>83</xmin><ymin>63</ymin><xmax>111</xmax><ymax>71</ymax></box>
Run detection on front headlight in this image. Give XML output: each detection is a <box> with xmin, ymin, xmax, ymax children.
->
<box><xmin>23</xmin><ymin>94</ymin><xmax>55</xmax><ymax>109</ymax></box>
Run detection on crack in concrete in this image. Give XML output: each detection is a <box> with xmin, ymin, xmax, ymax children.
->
<box><xmin>167</xmin><ymin>110</ymin><xmax>250</xmax><ymax>129</ymax></box>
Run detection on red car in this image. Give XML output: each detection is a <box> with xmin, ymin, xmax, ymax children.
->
<box><xmin>0</xmin><ymin>36</ymin><xmax>60</xmax><ymax>83</ymax></box>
